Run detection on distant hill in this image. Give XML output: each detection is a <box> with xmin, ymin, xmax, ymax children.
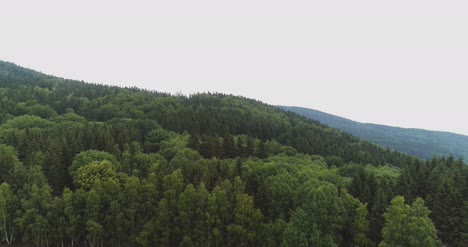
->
<box><xmin>281</xmin><ymin>106</ymin><xmax>468</xmax><ymax>161</ymax></box>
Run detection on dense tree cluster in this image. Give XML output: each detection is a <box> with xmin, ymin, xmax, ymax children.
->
<box><xmin>0</xmin><ymin>61</ymin><xmax>407</xmax><ymax>167</ymax></box>
<box><xmin>0</xmin><ymin>61</ymin><xmax>466</xmax><ymax>246</ymax></box>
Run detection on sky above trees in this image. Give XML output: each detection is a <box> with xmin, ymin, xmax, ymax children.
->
<box><xmin>1</xmin><ymin>0</ymin><xmax>468</xmax><ymax>134</ymax></box>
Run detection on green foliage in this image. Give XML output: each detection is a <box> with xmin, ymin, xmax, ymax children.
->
<box><xmin>0</xmin><ymin>115</ymin><xmax>53</xmax><ymax>130</ymax></box>
<box><xmin>74</xmin><ymin>161</ymin><xmax>118</xmax><ymax>190</ymax></box>
<box><xmin>285</xmin><ymin>106</ymin><xmax>468</xmax><ymax>161</ymax></box>
<box><xmin>353</xmin><ymin>203</ymin><xmax>373</xmax><ymax>247</ymax></box>
<box><xmin>458</xmin><ymin>201</ymin><xmax>468</xmax><ymax>246</ymax></box>
<box><xmin>380</xmin><ymin>196</ymin><xmax>441</xmax><ymax>247</ymax></box>
<box><xmin>69</xmin><ymin>150</ymin><xmax>119</xmax><ymax>179</ymax></box>
<box><xmin>17</xmin><ymin>184</ymin><xmax>54</xmax><ymax>246</ymax></box>
<box><xmin>0</xmin><ymin>60</ymin><xmax>465</xmax><ymax>246</ymax></box>
<box><xmin>0</xmin><ymin>183</ymin><xmax>16</xmax><ymax>245</ymax></box>
<box><xmin>430</xmin><ymin>180</ymin><xmax>464</xmax><ymax>244</ymax></box>
<box><xmin>0</xmin><ymin>144</ymin><xmax>20</xmax><ymax>184</ymax></box>
<box><xmin>143</xmin><ymin>128</ymin><xmax>173</xmax><ymax>153</ymax></box>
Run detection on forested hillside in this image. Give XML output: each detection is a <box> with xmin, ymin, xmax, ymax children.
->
<box><xmin>282</xmin><ymin>106</ymin><xmax>468</xmax><ymax>161</ymax></box>
<box><xmin>0</xmin><ymin>60</ymin><xmax>467</xmax><ymax>247</ymax></box>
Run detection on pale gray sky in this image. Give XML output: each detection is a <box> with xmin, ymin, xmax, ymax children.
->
<box><xmin>1</xmin><ymin>1</ymin><xmax>468</xmax><ymax>135</ymax></box>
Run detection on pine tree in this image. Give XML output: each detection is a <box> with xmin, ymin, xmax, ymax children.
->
<box><xmin>458</xmin><ymin>201</ymin><xmax>468</xmax><ymax>246</ymax></box>
<box><xmin>255</xmin><ymin>141</ymin><xmax>268</xmax><ymax>159</ymax></box>
<box><xmin>431</xmin><ymin>180</ymin><xmax>464</xmax><ymax>244</ymax></box>
<box><xmin>187</xmin><ymin>134</ymin><xmax>200</xmax><ymax>152</ymax></box>
<box><xmin>235</xmin><ymin>137</ymin><xmax>246</xmax><ymax>158</ymax></box>
<box><xmin>369</xmin><ymin>186</ymin><xmax>388</xmax><ymax>243</ymax></box>
<box><xmin>397</xmin><ymin>164</ymin><xmax>418</xmax><ymax>203</ymax></box>
<box><xmin>246</xmin><ymin>137</ymin><xmax>254</xmax><ymax>157</ymax></box>
<box><xmin>222</xmin><ymin>135</ymin><xmax>235</xmax><ymax>159</ymax></box>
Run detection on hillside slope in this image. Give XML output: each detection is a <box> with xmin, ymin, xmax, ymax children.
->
<box><xmin>0</xmin><ymin>61</ymin><xmax>466</xmax><ymax>247</ymax></box>
<box><xmin>282</xmin><ymin>106</ymin><xmax>468</xmax><ymax>161</ymax></box>
<box><xmin>0</xmin><ymin>61</ymin><xmax>407</xmax><ymax>167</ymax></box>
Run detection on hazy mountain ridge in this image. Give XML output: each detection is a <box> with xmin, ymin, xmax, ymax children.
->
<box><xmin>281</xmin><ymin>106</ymin><xmax>468</xmax><ymax>161</ymax></box>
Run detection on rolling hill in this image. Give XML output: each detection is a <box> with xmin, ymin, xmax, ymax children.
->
<box><xmin>0</xmin><ymin>60</ymin><xmax>408</xmax><ymax>167</ymax></box>
<box><xmin>281</xmin><ymin>106</ymin><xmax>468</xmax><ymax>161</ymax></box>
<box><xmin>0</xmin><ymin>60</ymin><xmax>465</xmax><ymax>246</ymax></box>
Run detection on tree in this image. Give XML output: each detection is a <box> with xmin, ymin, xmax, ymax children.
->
<box><xmin>69</xmin><ymin>150</ymin><xmax>119</xmax><ymax>180</ymax></box>
<box><xmin>379</xmin><ymin>196</ymin><xmax>441</xmax><ymax>247</ymax></box>
<box><xmin>265</xmin><ymin>173</ymin><xmax>299</xmax><ymax>220</ymax></box>
<box><xmin>47</xmin><ymin>196</ymin><xmax>66</xmax><ymax>246</ymax></box>
<box><xmin>246</xmin><ymin>137</ymin><xmax>254</xmax><ymax>157</ymax></box>
<box><xmin>74</xmin><ymin>161</ymin><xmax>117</xmax><ymax>190</ymax></box>
<box><xmin>281</xmin><ymin>208</ymin><xmax>310</xmax><ymax>247</ymax></box>
<box><xmin>285</xmin><ymin>182</ymin><xmax>347</xmax><ymax>246</ymax></box>
<box><xmin>0</xmin><ymin>144</ymin><xmax>20</xmax><ymax>184</ymax></box>
<box><xmin>458</xmin><ymin>200</ymin><xmax>468</xmax><ymax>246</ymax></box>
<box><xmin>43</xmin><ymin>143</ymin><xmax>69</xmax><ymax>194</ymax></box>
<box><xmin>0</xmin><ymin>183</ymin><xmax>16</xmax><ymax>245</ymax></box>
<box><xmin>431</xmin><ymin>180</ymin><xmax>464</xmax><ymax>244</ymax></box>
<box><xmin>226</xmin><ymin>190</ymin><xmax>263</xmax><ymax>246</ymax></box>
<box><xmin>120</xmin><ymin>177</ymin><xmax>141</xmax><ymax>242</ymax></box>
<box><xmin>369</xmin><ymin>185</ymin><xmax>389</xmax><ymax>243</ymax></box>
<box><xmin>17</xmin><ymin>184</ymin><xmax>54</xmax><ymax>247</ymax></box>
<box><xmin>235</xmin><ymin>137</ymin><xmax>246</xmax><ymax>158</ymax></box>
<box><xmin>352</xmin><ymin>203</ymin><xmax>372</xmax><ymax>247</ymax></box>
<box><xmin>85</xmin><ymin>189</ymin><xmax>103</xmax><ymax>247</ymax></box>
<box><xmin>222</xmin><ymin>135</ymin><xmax>235</xmax><ymax>159</ymax></box>
<box><xmin>176</xmin><ymin>183</ymin><xmax>210</xmax><ymax>245</ymax></box>
<box><xmin>207</xmin><ymin>185</ymin><xmax>229</xmax><ymax>246</ymax></box>
<box><xmin>62</xmin><ymin>188</ymin><xmax>85</xmax><ymax>247</ymax></box>
<box><xmin>144</xmin><ymin>128</ymin><xmax>173</xmax><ymax>153</ymax></box>
<box><xmin>255</xmin><ymin>141</ymin><xmax>268</xmax><ymax>159</ymax></box>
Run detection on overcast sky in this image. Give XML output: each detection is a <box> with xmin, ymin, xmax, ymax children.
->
<box><xmin>1</xmin><ymin>1</ymin><xmax>468</xmax><ymax>135</ymax></box>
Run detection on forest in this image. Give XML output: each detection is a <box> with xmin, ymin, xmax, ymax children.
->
<box><xmin>282</xmin><ymin>106</ymin><xmax>468</xmax><ymax>161</ymax></box>
<box><xmin>0</xmin><ymin>60</ymin><xmax>467</xmax><ymax>247</ymax></box>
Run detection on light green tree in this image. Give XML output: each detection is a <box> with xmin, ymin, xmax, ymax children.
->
<box><xmin>17</xmin><ymin>184</ymin><xmax>53</xmax><ymax>247</ymax></box>
<box><xmin>379</xmin><ymin>196</ymin><xmax>441</xmax><ymax>247</ymax></box>
<box><xmin>69</xmin><ymin>150</ymin><xmax>119</xmax><ymax>179</ymax></box>
<box><xmin>0</xmin><ymin>183</ymin><xmax>16</xmax><ymax>245</ymax></box>
<box><xmin>85</xmin><ymin>189</ymin><xmax>103</xmax><ymax>247</ymax></box>
<box><xmin>353</xmin><ymin>203</ymin><xmax>373</xmax><ymax>247</ymax></box>
<box><xmin>74</xmin><ymin>161</ymin><xmax>117</xmax><ymax>190</ymax></box>
<box><xmin>0</xmin><ymin>144</ymin><xmax>20</xmax><ymax>184</ymax></box>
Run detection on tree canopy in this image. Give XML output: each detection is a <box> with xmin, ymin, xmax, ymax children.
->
<box><xmin>0</xmin><ymin>60</ymin><xmax>466</xmax><ymax>246</ymax></box>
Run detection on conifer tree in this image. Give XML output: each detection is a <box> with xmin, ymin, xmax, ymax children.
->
<box><xmin>431</xmin><ymin>180</ymin><xmax>464</xmax><ymax>244</ymax></box>
<box><xmin>458</xmin><ymin>201</ymin><xmax>468</xmax><ymax>246</ymax></box>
